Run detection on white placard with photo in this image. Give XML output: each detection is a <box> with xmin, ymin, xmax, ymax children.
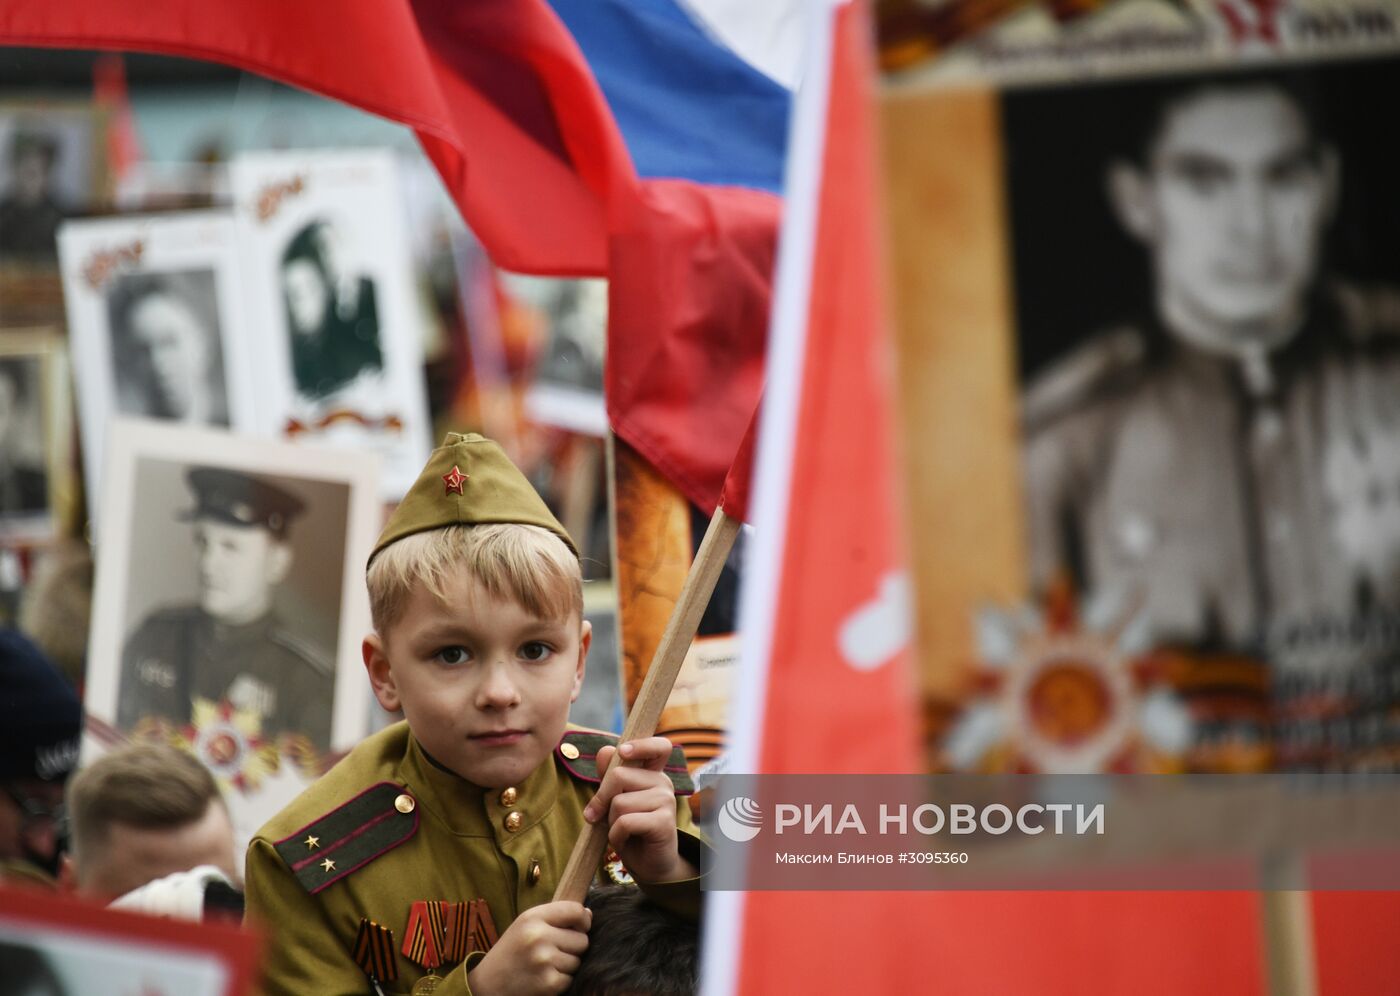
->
<box><xmin>502</xmin><ymin>274</ymin><xmax>609</xmax><ymax>437</ymax></box>
<box><xmin>85</xmin><ymin>420</ymin><xmax>381</xmax><ymax>855</ymax></box>
<box><xmin>57</xmin><ymin>211</ymin><xmax>255</xmax><ymax>517</ymax></box>
<box><xmin>230</xmin><ymin>149</ymin><xmax>432</xmax><ymax>499</ymax></box>
<box><xmin>0</xmin><ymin>886</ymin><xmax>259</xmax><ymax>996</ymax></box>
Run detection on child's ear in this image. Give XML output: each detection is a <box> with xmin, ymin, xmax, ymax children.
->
<box><xmin>363</xmin><ymin>634</ymin><xmax>401</xmax><ymax>713</ymax></box>
<box><xmin>571</xmin><ymin>619</ymin><xmax>591</xmax><ymax>702</ymax></box>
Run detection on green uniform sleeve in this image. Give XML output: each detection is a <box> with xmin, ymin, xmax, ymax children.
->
<box><xmin>633</xmin><ymin>797</ymin><xmax>709</xmax><ymax>922</ymax></box>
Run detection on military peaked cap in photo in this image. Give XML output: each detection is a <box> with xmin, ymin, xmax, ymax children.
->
<box><xmin>181</xmin><ymin>467</ymin><xmax>306</xmax><ymax>538</ymax></box>
<box><xmin>370</xmin><ymin>432</ymin><xmax>577</xmax><ymax>565</ymax></box>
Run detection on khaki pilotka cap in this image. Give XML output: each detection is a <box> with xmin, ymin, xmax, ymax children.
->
<box><xmin>367</xmin><ymin>432</ymin><xmax>578</xmax><ymax>566</ymax></box>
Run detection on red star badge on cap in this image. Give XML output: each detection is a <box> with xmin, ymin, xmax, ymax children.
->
<box><xmin>443</xmin><ymin>465</ymin><xmax>467</xmax><ymax>496</ymax></box>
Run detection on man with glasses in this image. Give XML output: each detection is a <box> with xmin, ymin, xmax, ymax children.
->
<box><xmin>0</xmin><ymin>628</ymin><xmax>81</xmax><ymax>888</ymax></box>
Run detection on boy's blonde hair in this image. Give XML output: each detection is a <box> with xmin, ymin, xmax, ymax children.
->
<box><xmin>367</xmin><ymin>523</ymin><xmax>582</xmax><ymax>634</ymax></box>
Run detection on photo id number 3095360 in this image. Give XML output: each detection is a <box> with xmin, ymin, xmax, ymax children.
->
<box><xmin>898</xmin><ymin>852</ymin><xmax>969</xmax><ymax>864</ymax></box>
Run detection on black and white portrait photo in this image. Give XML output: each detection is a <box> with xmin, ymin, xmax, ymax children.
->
<box><xmin>106</xmin><ymin>268</ymin><xmax>230</xmax><ymax>425</ymax></box>
<box><xmin>58</xmin><ymin>212</ymin><xmax>256</xmax><ymax>504</ymax></box>
<box><xmin>279</xmin><ymin>217</ymin><xmax>384</xmax><ymax>403</ymax></box>
<box><xmin>884</xmin><ymin>48</ymin><xmax>1400</xmax><ymax>772</ymax></box>
<box><xmin>1004</xmin><ymin>58</ymin><xmax>1400</xmax><ymax>653</ymax></box>
<box><xmin>116</xmin><ymin>461</ymin><xmax>341</xmax><ymax>749</ymax></box>
<box><xmin>231</xmin><ymin>149</ymin><xmax>431</xmax><ymax>500</ymax></box>
<box><xmin>0</xmin><ymin>332</ymin><xmax>69</xmax><ymax>542</ymax></box>
<box><xmin>85</xmin><ymin>421</ymin><xmax>381</xmax><ymax>760</ymax></box>
<box><xmin>0</xmin><ymin>108</ymin><xmax>102</xmax><ymax>261</ymax></box>
<box><xmin>0</xmin><ymin>355</ymin><xmax>48</xmax><ymax>517</ymax></box>
<box><xmin>509</xmin><ymin>275</ymin><xmax>609</xmax><ymax>437</ymax></box>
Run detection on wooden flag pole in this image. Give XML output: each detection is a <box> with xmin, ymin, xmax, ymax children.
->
<box><xmin>1260</xmin><ymin>851</ymin><xmax>1317</xmax><ymax>996</ymax></box>
<box><xmin>554</xmin><ymin>505</ymin><xmax>742</xmax><ymax>903</ymax></box>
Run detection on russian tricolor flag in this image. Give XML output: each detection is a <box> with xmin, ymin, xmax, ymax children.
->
<box><xmin>0</xmin><ymin>0</ymin><xmax>795</xmax><ymax>512</ymax></box>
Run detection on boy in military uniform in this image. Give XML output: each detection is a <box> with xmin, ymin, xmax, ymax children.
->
<box><xmin>244</xmin><ymin>433</ymin><xmax>701</xmax><ymax>995</ymax></box>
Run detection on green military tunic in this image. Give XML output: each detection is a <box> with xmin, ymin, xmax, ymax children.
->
<box><xmin>244</xmin><ymin>721</ymin><xmax>700</xmax><ymax>996</ymax></box>
<box><xmin>0</xmin><ymin>858</ymin><xmax>58</xmax><ymax>890</ymax></box>
<box><xmin>118</xmin><ymin>605</ymin><xmax>334</xmax><ymax>749</ymax></box>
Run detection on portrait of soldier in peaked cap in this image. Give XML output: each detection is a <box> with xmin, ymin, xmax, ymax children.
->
<box><xmin>116</xmin><ymin>463</ymin><xmax>345</xmax><ymax>750</ymax></box>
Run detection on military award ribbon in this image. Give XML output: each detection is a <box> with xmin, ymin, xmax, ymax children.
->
<box><xmin>401</xmin><ymin>899</ymin><xmax>498</xmax><ymax>992</ymax></box>
<box><xmin>403</xmin><ymin>901</ymin><xmax>450</xmax><ymax>994</ymax></box>
<box><xmin>465</xmin><ymin>899</ymin><xmax>500</xmax><ymax>954</ymax></box>
<box><xmin>352</xmin><ymin>918</ymin><xmax>397</xmax><ymax>994</ymax></box>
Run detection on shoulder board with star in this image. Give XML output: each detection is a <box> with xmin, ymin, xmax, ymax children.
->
<box><xmin>555</xmin><ymin>730</ymin><xmax>693</xmax><ymax>795</ymax></box>
<box><xmin>272</xmin><ymin>781</ymin><xmax>419</xmax><ymax>894</ymax></box>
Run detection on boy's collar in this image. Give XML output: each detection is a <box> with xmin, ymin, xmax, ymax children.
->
<box><xmin>397</xmin><ymin>734</ymin><xmax>561</xmax><ymax>838</ymax></box>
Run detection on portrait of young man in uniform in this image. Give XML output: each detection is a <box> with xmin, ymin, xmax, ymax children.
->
<box><xmin>1017</xmin><ymin>69</ymin><xmax>1400</xmax><ymax>652</ymax></box>
<box><xmin>117</xmin><ymin>467</ymin><xmax>334</xmax><ymax>749</ymax></box>
<box><xmin>0</xmin><ymin>126</ymin><xmax>66</xmax><ymax>261</ymax></box>
<box><xmin>105</xmin><ymin>270</ymin><xmax>230</xmax><ymax>427</ymax></box>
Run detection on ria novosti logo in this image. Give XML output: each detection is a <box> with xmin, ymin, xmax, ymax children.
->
<box><xmin>717</xmin><ymin>796</ymin><xmax>764</xmax><ymax>842</ymax></box>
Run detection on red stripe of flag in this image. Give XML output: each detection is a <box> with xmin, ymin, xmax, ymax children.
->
<box><xmin>0</xmin><ymin>0</ymin><xmax>774</xmax><ymax>517</ymax></box>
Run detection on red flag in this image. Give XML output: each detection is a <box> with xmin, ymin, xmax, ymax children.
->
<box><xmin>702</xmin><ymin>2</ymin><xmax>923</xmax><ymax>990</ymax></box>
<box><xmin>92</xmin><ymin>54</ymin><xmax>142</xmax><ymax>183</ymax></box>
<box><xmin>702</xmin><ymin>5</ymin><xmax>1268</xmax><ymax>993</ymax></box>
<box><xmin>0</xmin><ymin>0</ymin><xmax>619</xmax><ymax>275</ymax></box>
<box><xmin>0</xmin><ymin>0</ymin><xmax>772</xmax><ymax>516</ymax></box>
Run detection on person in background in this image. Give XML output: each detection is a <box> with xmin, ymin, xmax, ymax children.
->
<box><xmin>0</xmin><ymin>629</ymin><xmax>81</xmax><ymax>889</ymax></box>
<box><xmin>61</xmin><ymin>743</ymin><xmax>241</xmax><ymax>922</ymax></box>
<box><xmin>17</xmin><ymin>539</ymin><xmax>94</xmax><ymax>693</ymax></box>
<box><xmin>565</xmin><ymin>885</ymin><xmax>698</xmax><ymax>996</ymax></box>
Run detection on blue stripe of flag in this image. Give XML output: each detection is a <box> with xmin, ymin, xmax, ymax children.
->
<box><xmin>550</xmin><ymin>0</ymin><xmax>791</xmax><ymax>194</ymax></box>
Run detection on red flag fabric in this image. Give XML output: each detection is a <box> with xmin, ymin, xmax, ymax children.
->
<box><xmin>703</xmin><ymin>5</ymin><xmax>1268</xmax><ymax>993</ymax></box>
<box><xmin>702</xmin><ymin>2</ymin><xmax>923</xmax><ymax>991</ymax></box>
<box><xmin>92</xmin><ymin>54</ymin><xmax>142</xmax><ymax>183</ymax></box>
<box><xmin>608</xmin><ymin>180</ymin><xmax>777</xmax><ymax>522</ymax></box>
<box><xmin>0</xmin><ymin>0</ymin><xmax>618</xmax><ymax>275</ymax></box>
<box><xmin>0</xmin><ymin>0</ymin><xmax>773</xmax><ymax>514</ymax></box>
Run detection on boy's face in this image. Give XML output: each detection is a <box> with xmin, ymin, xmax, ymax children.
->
<box><xmin>365</xmin><ymin>569</ymin><xmax>589</xmax><ymax>789</ymax></box>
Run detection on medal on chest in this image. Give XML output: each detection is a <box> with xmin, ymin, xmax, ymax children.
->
<box><xmin>352</xmin><ymin>918</ymin><xmax>397</xmax><ymax>994</ymax></box>
<box><xmin>603</xmin><ymin>847</ymin><xmax>635</xmax><ymax>886</ymax></box>
<box><xmin>402</xmin><ymin>899</ymin><xmax>499</xmax><ymax>992</ymax></box>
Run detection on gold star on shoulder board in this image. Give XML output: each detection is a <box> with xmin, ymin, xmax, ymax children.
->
<box><xmin>321</xmin><ymin>858</ymin><xmax>336</xmax><ymax>873</ymax></box>
<box><xmin>305</xmin><ymin>835</ymin><xmax>320</xmax><ymax>850</ymax></box>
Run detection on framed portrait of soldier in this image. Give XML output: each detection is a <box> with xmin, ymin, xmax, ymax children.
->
<box><xmin>0</xmin><ymin>103</ymin><xmax>107</xmax><ymax>263</ymax></box>
<box><xmin>0</xmin><ymin>329</ymin><xmax>72</xmax><ymax>543</ymax></box>
<box><xmin>57</xmin><ymin>212</ymin><xmax>256</xmax><ymax>513</ymax></box>
<box><xmin>84</xmin><ymin>420</ymin><xmax>381</xmax><ymax>849</ymax></box>
<box><xmin>230</xmin><ymin>149</ymin><xmax>432</xmax><ymax>500</ymax></box>
<box><xmin>886</xmin><ymin>48</ymin><xmax>1400</xmax><ymax>773</ymax></box>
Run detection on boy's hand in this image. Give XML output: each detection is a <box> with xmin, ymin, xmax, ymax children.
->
<box><xmin>466</xmin><ymin>901</ymin><xmax>590</xmax><ymax>996</ymax></box>
<box><xmin>583</xmin><ymin>737</ymin><xmax>697</xmax><ymax>883</ymax></box>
